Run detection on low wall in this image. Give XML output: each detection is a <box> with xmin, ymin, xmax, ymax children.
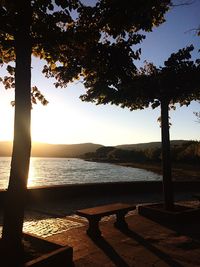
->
<box><xmin>0</xmin><ymin>181</ymin><xmax>199</xmax><ymax>205</ymax></box>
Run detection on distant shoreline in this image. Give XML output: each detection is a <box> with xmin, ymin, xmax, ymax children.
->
<box><xmin>116</xmin><ymin>163</ymin><xmax>200</xmax><ymax>182</ymax></box>
<box><xmin>85</xmin><ymin>159</ymin><xmax>200</xmax><ymax>182</ymax></box>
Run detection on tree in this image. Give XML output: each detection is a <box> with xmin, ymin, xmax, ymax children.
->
<box><xmin>0</xmin><ymin>0</ymin><xmax>171</xmax><ymax>262</ymax></box>
<box><xmin>80</xmin><ymin>45</ymin><xmax>200</xmax><ymax>210</ymax></box>
<box><xmin>139</xmin><ymin>46</ymin><xmax>200</xmax><ymax>209</ymax></box>
<box><xmin>0</xmin><ymin>0</ymin><xmax>81</xmax><ymax>261</ymax></box>
<box><xmin>0</xmin><ymin>1</ymin><xmax>33</xmax><ymax>260</ymax></box>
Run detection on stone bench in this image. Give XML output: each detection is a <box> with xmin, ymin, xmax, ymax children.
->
<box><xmin>76</xmin><ymin>203</ymin><xmax>136</xmax><ymax>238</ymax></box>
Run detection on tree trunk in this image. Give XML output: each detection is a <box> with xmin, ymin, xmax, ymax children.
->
<box><xmin>160</xmin><ymin>99</ymin><xmax>174</xmax><ymax>210</ymax></box>
<box><xmin>1</xmin><ymin>0</ymin><xmax>32</xmax><ymax>261</ymax></box>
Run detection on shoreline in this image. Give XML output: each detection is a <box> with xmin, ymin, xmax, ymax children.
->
<box><xmin>85</xmin><ymin>159</ymin><xmax>200</xmax><ymax>182</ymax></box>
<box><xmin>116</xmin><ymin>162</ymin><xmax>200</xmax><ymax>181</ymax></box>
<box><xmin>119</xmin><ymin>163</ymin><xmax>200</xmax><ymax>181</ymax></box>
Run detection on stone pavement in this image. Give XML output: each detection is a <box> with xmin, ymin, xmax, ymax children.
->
<box><xmin>45</xmin><ymin>206</ymin><xmax>200</xmax><ymax>267</ymax></box>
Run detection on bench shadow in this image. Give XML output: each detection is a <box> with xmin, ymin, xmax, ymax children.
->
<box><xmin>90</xmin><ymin>235</ymin><xmax>130</xmax><ymax>267</ymax></box>
<box><xmin>118</xmin><ymin>227</ymin><xmax>184</xmax><ymax>267</ymax></box>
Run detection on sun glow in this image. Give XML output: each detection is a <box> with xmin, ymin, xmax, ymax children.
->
<box><xmin>31</xmin><ymin>101</ymin><xmax>89</xmax><ymax>144</ymax></box>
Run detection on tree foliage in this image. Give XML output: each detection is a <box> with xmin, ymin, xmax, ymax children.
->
<box><xmin>0</xmin><ymin>0</ymin><xmax>81</xmax><ymax>104</ymax></box>
<box><xmin>0</xmin><ymin>0</ymin><xmax>172</xmax><ymax>94</ymax></box>
<box><xmin>81</xmin><ymin>45</ymin><xmax>200</xmax><ymax>109</ymax></box>
<box><xmin>82</xmin><ymin>141</ymin><xmax>200</xmax><ymax>164</ymax></box>
<box><xmin>46</xmin><ymin>0</ymin><xmax>172</xmax><ymax>90</ymax></box>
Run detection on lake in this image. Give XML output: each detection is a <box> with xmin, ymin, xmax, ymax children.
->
<box><xmin>0</xmin><ymin>157</ymin><xmax>161</xmax><ymax>189</ymax></box>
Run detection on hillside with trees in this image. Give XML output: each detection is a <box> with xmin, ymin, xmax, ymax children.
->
<box><xmin>81</xmin><ymin>140</ymin><xmax>200</xmax><ymax>165</ymax></box>
<box><xmin>116</xmin><ymin>140</ymin><xmax>189</xmax><ymax>151</ymax></box>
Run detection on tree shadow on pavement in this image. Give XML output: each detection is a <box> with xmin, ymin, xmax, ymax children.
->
<box><xmin>118</xmin><ymin>227</ymin><xmax>184</xmax><ymax>267</ymax></box>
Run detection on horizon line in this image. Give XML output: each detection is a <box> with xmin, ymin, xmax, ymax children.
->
<box><xmin>0</xmin><ymin>138</ymin><xmax>196</xmax><ymax>147</ymax></box>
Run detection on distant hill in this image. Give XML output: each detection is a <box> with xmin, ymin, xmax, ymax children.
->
<box><xmin>0</xmin><ymin>142</ymin><xmax>102</xmax><ymax>157</ymax></box>
<box><xmin>81</xmin><ymin>140</ymin><xmax>199</xmax><ymax>164</ymax></box>
<box><xmin>116</xmin><ymin>140</ymin><xmax>190</xmax><ymax>151</ymax></box>
<box><xmin>0</xmin><ymin>140</ymin><xmax>193</xmax><ymax>158</ymax></box>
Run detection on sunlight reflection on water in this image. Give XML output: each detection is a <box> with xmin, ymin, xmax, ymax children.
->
<box><xmin>0</xmin><ymin>157</ymin><xmax>161</xmax><ymax>189</ymax></box>
<box><xmin>27</xmin><ymin>161</ymin><xmax>35</xmax><ymax>188</ymax></box>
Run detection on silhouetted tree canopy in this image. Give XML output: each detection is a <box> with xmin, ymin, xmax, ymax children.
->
<box><xmin>46</xmin><ymin>0</ymin><xmax>172</xmax><ymax>89</ymax></box>
<box><xmin>81</xmin><ymin>45</ymin><xmax>200</xmax><ymax>109</ymax></box>
<box><xmin>0</xmin><ymin>0</ymin><xmax>172</xmax><ymax>91</ymax></box>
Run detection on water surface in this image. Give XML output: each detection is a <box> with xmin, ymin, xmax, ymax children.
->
<box><xmin>0</xmin><ymin>157</ymin><xmax>161</xmax><ymax>189</ymax></box>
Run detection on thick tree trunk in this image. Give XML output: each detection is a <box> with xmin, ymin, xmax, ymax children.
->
<box><xmin>160</xmin><ymin>99</ymin><xmax>174</xmax><ymax>210</ymax></box>
<box><xmin>1</xmin><ymin>0</ymin><xmax>32</xmax><ymax>261</ymax></box>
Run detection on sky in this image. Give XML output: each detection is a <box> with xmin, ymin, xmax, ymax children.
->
<box><xmin>0</xmin><ymin>0</ymin><xmax>199</xmax><ymax>146</ymax></box>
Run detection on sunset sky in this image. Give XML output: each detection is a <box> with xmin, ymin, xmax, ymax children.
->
<box><xmin>0</xmin><ymin>1</ymin><xmax>199</xmax><ymax>146</ymax></box>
